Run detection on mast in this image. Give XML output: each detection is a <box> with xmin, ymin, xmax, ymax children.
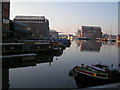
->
<box><xmin>110</xmin><ymin>25</ymin><xmax>112</xmax><ymax>40</ymax></box>
<box><xmin>111</xmin><ymin>25</ymin><xmax>112</xmax><ymax>40</ymax></box>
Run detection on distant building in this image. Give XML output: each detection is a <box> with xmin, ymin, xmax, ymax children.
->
<box><xmin>103</xmin><ymin>34</ymin><xmax>116</xmax><ymax>39</ymax></box>
<box><xmin>110</xmin><ymin>35</ymin><xmax>116</xmax><ymax>39</ymax></box>
<box><xmin>68</xmin><ymin>34</ymin><xmax>74</xmax><ymax>40</ymax></box>
<box><xmin>102</xmin><ymin>34</ymin><xmax>110</xmax><ymax>39</ymax></box>
<box><xmin>2</xmin><ymin>0</ymin><xmax>11</xmax><ymax>41</ymax></box>
<box><xmin>59</xmin><ymin>34</ymin><xmax>68</xmax><ymax>39</ymax></box>
<box><xmin>49</xmin><ymin>30</ymin><xmax>59</xmax><ymax>39</ymax></box>
<box><xmin>10</xmin><ymin>20</ymin><xmax>32</xmax><ymax>40</ymax></box>
<box><xmin>78</xmin><ymin>29</ymin><xmax>81</xmax><ymax>37</ymax></box>
<box><xmin>14</xmin><ymin>16</ymin><xmax>49</xmax><ymax>38</ymax></box>
<box><xmin>81</xmin><ymin>26</ymin><xmax>102</xmax><ymax>39</ymax></box>
<box><xmin>116</xmin><ymin>34</ymin><xmax>120</xmax><ymax>40</ymax></box>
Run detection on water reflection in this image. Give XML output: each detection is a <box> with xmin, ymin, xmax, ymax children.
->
<box><xmin>2</xmin><ymin>50</ymin><xmax>63</xmax><ymax>89</ymax></box>
<box><xmin>76</xmin><ymin>40</ymin><xmax>102</xmax><ymax>52</ymax></box>
<box><xmin>102</xmin><ymin>41</ymin><xmax>120</xmax><ymax>48</ymax></box>
<box><xmin>115</xmin><ymin>42</ymin><xmax>120</xmax><ymax>47</ymax></box>
<box><xmin>103</xmin><ymin>41</ymin><xmax>116</xmax><ymax>46</ymax></box>
<box><xmin>2</xmin><ymin>40</ymin><xmax>120</xmax><ymax>88</ymax></box>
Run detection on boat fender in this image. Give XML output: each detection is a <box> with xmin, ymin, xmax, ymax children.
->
<box><xmin>93</xmin><ymin>73</ymin><xmax>96</xmax><ymax>76</ymax></box>
<box><xmin>69</xmin><ymin>70</ymin><xmax>77</xmax><ymax>77</ymax></box>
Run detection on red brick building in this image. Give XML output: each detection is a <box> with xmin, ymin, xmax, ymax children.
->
<box><xmin>14</xmin><ymin>16</ymin><xmax>50</xmax><ymax>38</ymax></box>
<box><xmin>2</xmin><ymin>0</ymin><xmax>11</xmax><ymax>41</ymax></box>
<box><xmin>80</xmin><ymin>26</ymin><xmax>102</xmax><ymax>39</ymax></box>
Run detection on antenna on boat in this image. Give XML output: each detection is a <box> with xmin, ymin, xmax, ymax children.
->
<box><xmin>98</xmin><ymin>60</ymin><xmax>101</xmax><ymax>65</ymax></box>
<box><xmin>111</xmin><ymin>64</ymin><xmax>113</xmax><ymax>68</ymax></box>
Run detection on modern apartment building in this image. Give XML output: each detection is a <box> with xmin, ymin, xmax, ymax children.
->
<box><xmin>14</xmin><ymin>16</ymin><xmax>50</xmax><ymax>38</ymax></box>
<box><xmin>80</xmin><ymin>26</ymin><xmax>102</xmax><ymax>39</ymax></box>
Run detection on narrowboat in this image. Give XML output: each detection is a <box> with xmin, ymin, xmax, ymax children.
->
<box><xmin>70</xmin><ymin>64</ymin><xmax>120</xmax><ymax>83</ymax></box>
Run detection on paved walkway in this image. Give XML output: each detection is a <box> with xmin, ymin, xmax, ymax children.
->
<box><xmin>89</xmin><ymin>82</ymin><xmax>120</xmax><ymax>88</ymax></box>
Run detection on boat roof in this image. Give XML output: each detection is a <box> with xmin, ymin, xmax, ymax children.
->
<box><xmin>2</xmin><ymin>43</ymin><xmax>26</xmax><ymax>45</ymax></box>
<box><xmin>88</xmin><ymin>65</ymin><xmax>106</xmax><ymax>72</ymax></box>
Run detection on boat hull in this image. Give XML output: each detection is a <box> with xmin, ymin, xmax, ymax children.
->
<box><xmin>77</xmin><ymin>71</ymin><xmax>110</xmax><ymax>82</ymax></box>
<box><xmin>71</xmin><ymin>65</ymin><xmax>120</xmax><ymax>88</ymax></box>
<box><xmin>74</xmin><ymin>74</ymin><xmax>112</xmax><ymax>88</ymax></box>
<box><xmin>74</xmin><ymin>69</ymin><xmax>120</xmax><ymax>88</ymax></box>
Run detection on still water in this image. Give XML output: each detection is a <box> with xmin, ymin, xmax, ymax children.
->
<box><xmin>3</xmin><ymin>40</ymin><xmax>120</xmax><ymax>88</ymax></box>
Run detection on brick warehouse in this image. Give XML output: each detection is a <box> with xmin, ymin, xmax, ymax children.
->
<box><xmin>2</xmin><ymin>0</ymin><xmax>11</xmax><ymax>41</ymax></box>
<box><xmin>14</xmin><ymin>16</ymin><xmax>50</xmax><ymax>38</ymax></box>
<box><xmin>81</xmin><ymin>26</ymin><xmax>102</xmax><ymax>39</ymax></box>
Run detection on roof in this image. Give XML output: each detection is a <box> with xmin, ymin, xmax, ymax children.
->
<box><xmin>49</xmin><ymin>30</ymin><xmax>58</xmax><ymax>33</ymax></box>
<box><xmin>14</xmin><ymin>16</ymin><xmax>45</xmax><ymax>20</ymax></box>
<box><xmin>82</xmin><ymin>26</ymin><xmax>101</xmax><ymax>30</ymax></box>
<box><xmin>10</xmin><ymin>20</ymin><xmax>29</xmax><ymax>27</ymax></box>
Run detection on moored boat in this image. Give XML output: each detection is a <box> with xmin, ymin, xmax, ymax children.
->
<box><xmin>70</xmin><ymin>64</ymin><xmax>120</xmax><ymax>83</ymax></box>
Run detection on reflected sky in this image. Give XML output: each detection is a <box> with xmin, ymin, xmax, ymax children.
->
<box><xmin>3</xmin><ymin>40</ymin><xmax>119</xmax><ymax>88</ymax></box>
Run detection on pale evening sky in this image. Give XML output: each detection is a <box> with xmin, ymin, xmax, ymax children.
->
<box><xmin>10</xmin><ymin>0</ymin><xmax>118</xmax><ymax>35</ymax></box>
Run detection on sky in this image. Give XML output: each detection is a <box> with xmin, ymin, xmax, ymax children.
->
<box><xmin>10</xmin><ymin>0</ymin><xmax>119</xmax><ymax>35</ymax></box>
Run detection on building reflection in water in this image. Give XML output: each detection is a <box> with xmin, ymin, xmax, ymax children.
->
<box><xmin>115</xmin><ymin>42</ymin><xmax>120</xmax><ymax>47</ymax></box>
<box><xmin>116</xmin><ymin>35</ymin><xmax>120</xmax><ymax>71</ymax></box>
<box><xmin>2</xmin><ymin>50</ymin><xmax>63</xmax><ymax>89</ymax></box>
<box><xmin>76</xmin><ymin>40</ymin><xmax>102</xmax><ymax>52</ymax></box>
